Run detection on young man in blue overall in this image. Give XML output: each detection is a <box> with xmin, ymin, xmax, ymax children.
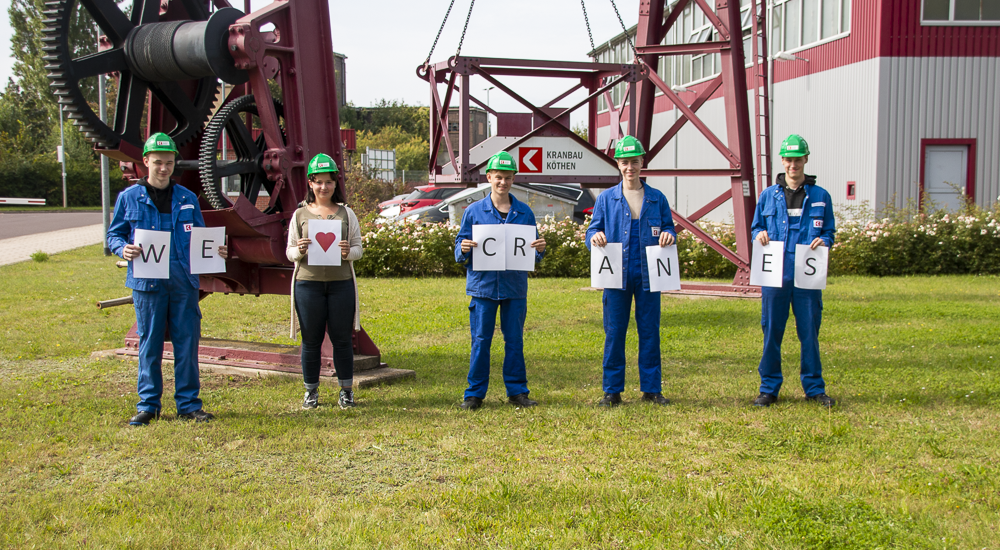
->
<box><xmin>586</xmin><ymin>136</ymin><xmax>676</xmax><ymax>407</ymax></box>
<box><xmin>454</xmin><ymin>151</ymin><xmax>546</xmax><ymax>410</ymax></box>
<box><xmin>750</xmin><ymin>134</ymin><xmax>836</xmax><ymax>407</ymax></box>
<box><xmin>107</xmin><ymin>133</ymin><xmax>227</xmax><ymax>425</ymax></box>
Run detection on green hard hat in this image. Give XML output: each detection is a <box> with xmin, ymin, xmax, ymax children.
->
<box><xmin>486</xmin><ymin>151</ymin><xmax>517</xmax><ymax>173</ymax></box>
<box><xmin>779</xmin><ymin>134</ymin><xmax>810</xmax><ymax>157</ymax></box>
<box><xmin>307</xmin><ymin>153</ymin><xmax>339</xmax><ymax>176</ymax></box>
<box><xmin>614</xmin><ymin>135</ymin><xmax>646</xmax><ymax>159</ymax></box>
<box><xmin>143</xmin><ymin>132</ymin><xmax>178</xmax><ymax>156</ymax></box>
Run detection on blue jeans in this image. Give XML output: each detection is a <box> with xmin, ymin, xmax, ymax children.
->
<box><xmin>294</xmin><ymin>279</ymin><xmax>355</xmax><ymax>385</ymax></box>
<box><xmin>132</xmin><ymin>277</ymin><xmax>203</xmax><ymax>414</ymax></box>
<box><xmin>759</xmin><ymin>280</ymin><xmax>825</xmax><ymax>397</ymax></box>
<box><xmin>465</xmin><ymin>297</ymin><xmax>529</xmax><ymax>399</ymax></box>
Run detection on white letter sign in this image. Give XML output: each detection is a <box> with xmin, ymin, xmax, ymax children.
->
<box><xmin>591</xmin><ymin>243</ymin><xmax>623</xmax><ymax>289</ymax></box>
<box><xmin>472</xmin><ymin>224</ymin><xmax>506</xmax><ymax>271</ymax></box>
<box><xmin>505</xmin><ymin>225</ymin><xmax>537</xmax><ymax>272</ymax></box>
<box><xmin>749</xmin><ymin>240</ymin><xmax>784</xmax><ymax>288</ymax></box>
<box><xmin>133</xmin><ymin>229</ymin><xmax>171</xmax><ymax>279</ymax></box>
<box><xmin>646</xmin><ymin>245</ymin><xmax>681</xmax><ymax>292</ymax></box>
<box><xmin>307</xmin><ymin>219</ymin><xmax>343</xmax><ymax>266</ymax></box>
<box><xmin>794</xmin><ymin>244</ymin><xmax>829</xmax><ymax>290</ymax></box>
<box><xmin>190</xmin><ymin>226</ymin><xmax>226</xmax><ymax>274</ymax></box>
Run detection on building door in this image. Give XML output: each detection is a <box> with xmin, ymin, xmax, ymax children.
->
<box><xmin>923</xmin><ymin>144</ymin><xmax>970</xmax><ymax>211</ymax></box>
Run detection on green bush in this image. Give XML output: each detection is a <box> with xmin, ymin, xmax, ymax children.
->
<box><xmin>831</xmin><ymin>208</ymin><xmax>1000</xmax><ymax>276</ymax></box>
<box><xmin>355</xmin><ymin>216</ymin><xmax>742</xmax><ymax>279</ymax></box>
<box><xmin>354</xmin><ymin>203</ymin><xmax>1000</xmax><ymax>279</ymax></box>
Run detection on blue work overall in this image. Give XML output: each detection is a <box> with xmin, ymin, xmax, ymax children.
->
<box><xmin>455</xmin><ymin>194</ymin><xmax>541</xmax><ymax>400</ymax></box>
<box><xmin>131</xmin><ymin>211</ymin><xmax>203</xmax><ymax>415</ymax></box>
<box><xmin>758</xmin><ymin>209</ymin><xmax>825</xmax><ymax>398</ymax></box>
<box><xmin>602</xmin><ymin>217</ymin><xmax>662</xmax><ymax>394</ymax></box>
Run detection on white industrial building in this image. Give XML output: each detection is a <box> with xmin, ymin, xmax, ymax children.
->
<box><xmin>590</xmin><ymin>0</ymin><xmax>999</xmax><ymax>219</ymax></box>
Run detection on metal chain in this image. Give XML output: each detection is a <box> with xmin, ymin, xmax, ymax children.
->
<box><xmin>424</xmin><ymin>0</ymin><xmax>458</xmax><ymax>67</ymax></box>
<box><xmin>608</xmin><ymin>0</ymin><xmax>639</xmax><ymax>62</ymax></box>
<box><xmin>581</xmin><ymin>0</ymin><xmax>596</xmax><ymax>53</ymax></box>
<box><xmin>455</xmin><ymin>0</ymin><xmax>476</xmax><ymax>57</ymax></box>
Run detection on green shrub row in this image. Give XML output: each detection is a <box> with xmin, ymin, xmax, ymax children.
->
<box><xmin>356</xmin><ymin>205</ymin><xmax>1000</xmax><ymax>278</ymax></box>
<box><xmin>354</xmin><ymin>217</ymin><xmax>738</xmax><ymax>279</ymax></box>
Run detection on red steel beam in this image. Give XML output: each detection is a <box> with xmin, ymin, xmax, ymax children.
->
<box><xmin>645</xmin><ymin>75</ymin><xmax>724</xmax><ymax>162</ymax></box>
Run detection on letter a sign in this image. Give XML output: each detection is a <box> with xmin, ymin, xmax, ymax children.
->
<box><xmin>518</xmin><ymin>147</ymin><xmax>542</xmax><ymax>173</ymax></box>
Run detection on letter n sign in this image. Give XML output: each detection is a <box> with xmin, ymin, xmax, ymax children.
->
<box><xmin>519</xmin><ymin>147</ymin><xmax>542</xmax><ymax>173</ymax></box>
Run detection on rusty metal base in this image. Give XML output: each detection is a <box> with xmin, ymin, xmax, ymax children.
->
<box><xmin>664</xmin><ymin>282</ymin><xmax>761</xmax><ymax>299</ymax></box>
<box><xmin>113</xmin><ymin>335</ymin><xmax>415</xmax><ymax>388</ymax></box>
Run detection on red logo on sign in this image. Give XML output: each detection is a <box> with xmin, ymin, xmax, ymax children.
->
<box><xmin>519</xmin><ymin>147</ymin><xmax>542</xmax><ymax>173</ymax></box>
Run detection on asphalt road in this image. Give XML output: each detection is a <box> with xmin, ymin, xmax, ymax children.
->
<box><xmin>0</xmin><ymin>212</ymin><xmax>105</xmax><ymax>239</ymax></box>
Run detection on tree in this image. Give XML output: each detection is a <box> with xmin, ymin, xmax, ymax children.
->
<box><xmin>7</xmin><ymin>0</ymin><xmax>100</xmax><ymax>119</ymax></box>
<box><xmin>340</xmin><ymin>99</ymin><xmax>429</xmax><ymax>139</ymax></box>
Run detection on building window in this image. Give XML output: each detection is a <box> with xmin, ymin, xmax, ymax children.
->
<box><xmin>770</xmin><ymin>0</ymin><xmax>851</xmax><ymax>55</ymax></box>
<box><xmin>846</xmin><ymin>181</ymin><xmax>856</xmax><ymax>200</ymax></box>
<box><xmin>922</xmin><ymin>0</ymin><xmax>1000</xmax><ymax>25</ymax></box>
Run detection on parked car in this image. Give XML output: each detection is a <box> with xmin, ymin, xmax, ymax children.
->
<box><xmin>394</xmin><ymin>203</ymin><xmax>450</xmax><ymax>224</ymax></box>
<box><xmin>523</xmin><ymin>183</ymin><xmax>597</xmax><ymax>222</ymax></box>
<box><xmin>377</xmin><ymin>193</ymin><xmax>410</xmax><ymax>212</ymax></box>
<box><xmin>397</xmin><ymin>185</ymin><xmax>465</xmax><ymax>214</ymax></box>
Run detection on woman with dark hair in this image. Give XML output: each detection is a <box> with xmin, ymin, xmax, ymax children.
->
<box><xmin>286</xmin><ymin>153</ymin><xmax>364</xmax><ymax>409</ymax></box>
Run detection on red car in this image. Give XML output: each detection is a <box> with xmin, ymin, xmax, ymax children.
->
<box><xmin>396</xmin><ymin>185</ymin><xmax>464</xmax><ymax>214</ymax></box>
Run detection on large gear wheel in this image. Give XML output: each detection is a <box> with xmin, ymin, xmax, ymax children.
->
<box><xmin>199</xmin><ymin>94</ymin><xmax>286</xmax><ymax>213</ymax></box>
<box><xmin>42</xmin><ymin>0</ymin><xmax>222</xmax><ymax>150</ymax></box>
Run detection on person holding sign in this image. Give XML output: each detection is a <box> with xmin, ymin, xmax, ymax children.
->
<box><xmin>454</xmin><ymin>151</ymin><xmax>546</xmax><ymax>410</ymax></box>
<box><xmin>749</xmin><ymin>134</ymin><xmax>837</xmax><ymax>408</ymax></box>
<box><xmin>586</xmin><ymin>136</ymin><xmax>676</xmax><ymax>407</ymax></box>
<box><xmin>107</xmin><ymin>133</ymin><xmax>227</xmax><ymax>426</ymax></box>
<box><xmin>286</xmin><ymin>154</ymin><xmax>364</xmax><ymax>410</ymax></box>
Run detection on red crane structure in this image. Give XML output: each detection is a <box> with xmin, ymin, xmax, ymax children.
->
<box><xmin>420</xmin><ymin>0</ymin><xmax>771</xmax><ymax>296</ymax></box>
<box><xmin>44</xmin><ymin>0</ymin><xmax>408</xmax><ymax>381</ymax></box>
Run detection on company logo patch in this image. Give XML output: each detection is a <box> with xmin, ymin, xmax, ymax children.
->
<box><xmin>623</xmin><ymin>145</ymin><xmax>635</xmax><ymax>152</ymax></box>
<box><xmin>786</xmin><ymin>144</ymin><xmax>799</xmax><ymax>151</ymax></box>
<box><xmin>184</xmin><ymin>223</ymin><xmax>193</xmax><ymax>232</ymax></box>
<box><xmin>180</xmin><ymin>204</ymin><xmax>195</xmax><ymax>210</ymax></box>
<box><xmin>651</xmin><ymin>227</ymin><xmax>660</xmax><ymax>237</ymax></box>
<box><xmin>813</xmin><ymin>219</ymin><xmax>823</xmax><ymax>228</ymax></box>
<box><xmin>156</xmin><ymin>140</ymin><xmax>170</xmax><ymax>146</ymax></box>
<box><xmin>498</xmin><ymin>159</ymin><xmax>511</xmax><ymax>165</ymax></box>
<box><xmin>812</xmin><ymin>202</ymin><xmax>826</xmax><ymax>207</ymax></box>
<box><xmin>318</xmin><ymin>162</ymin><xmax>330</xmax><ymax>168</ymax></box>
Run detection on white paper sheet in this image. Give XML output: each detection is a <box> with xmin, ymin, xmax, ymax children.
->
<box><xmin>505</xmin><ymin>225</ymin><xmax>537</xmax><ymax>272</ymax></box>
<box><xmin>749</xmin><ymin>240</ymin><xmax>784</xmax><ymax>288</ymax></box>
<box><xmin>794</xmin><ymin>244</ymin><xmax>829</xmax><ymax>290</ymax></box>
<box><xmin>189</xmin><ymin>226</ymin><xmax>226</xmax><ymax>274</ymax></box>
<box><xmin>646</xmin><ymin>245</ymin><xmax>681</xmax><ymax>292</ymax></box>
<box><xmin>472</xmin><ymin>224</ymin><xmax>506</xmax><ymax>271</ymax></box>
<box><xmin>591</xmin><ymin>243</ymin><xmax>623</xmax><ymax>289</ymax></box>
<box><xmin>307</xmin><ymin>219</ymin><xmax>343</xmax><ymax>266</ymax></box>
<box><xmin>133</xmin><ymin>229</ymin><xmax>171</xmax><ymax>279</ymax></box>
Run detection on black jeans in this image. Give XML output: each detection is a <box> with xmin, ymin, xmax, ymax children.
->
<box><xmin>294</xmin><ymin>279</ymin><xmax>355</xmax><ymax>385</ymax></box>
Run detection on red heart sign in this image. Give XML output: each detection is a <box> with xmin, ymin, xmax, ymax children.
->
<box><xmin>315</xmin><ymin>232</ymin><xmax>337</xmax><ymax>252</ymax></box>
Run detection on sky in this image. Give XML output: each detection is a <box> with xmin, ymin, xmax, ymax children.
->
<box><xmin>0</xmin><ymin>0</ymin><xmax>639</xmax><ymax>125</ymax></box>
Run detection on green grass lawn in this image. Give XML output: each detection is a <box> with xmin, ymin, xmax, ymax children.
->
<box><xmin>1</xmin><ymin>245</ymin><xmax>998</xmax><ymax>549</ymax></box>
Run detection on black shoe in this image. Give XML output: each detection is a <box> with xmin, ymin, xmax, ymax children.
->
<box><xmin>459</xmin><ymin>396</ymin><xmax>483</xmax><ymax>410</ymax></box>
<box><xmin>597</xmin><ymin>392</ymin><xmax>623</xmax><ymax>407</ymax></box>
<box><xmin>508</xmin><ymin>393</ymin><xmax>538</xmax><ymax>408</ymax></box>
<box><xmin>752</xmin><ymin>393</ymin><xmax>778</xmax><ymax>407</ymax></box>
<box><xmin>338</xmin><ymin>389</ymin><xmax>356</xmax><ymax>409</ymax></box>
<box><xmin>129</xmin><ymin>410</ymin><xmax>159</xmax><ymax>426</ymax></box>
<box><xmin>178</xmin><ymin>409</ymin><xmax>215</xmax><ymax>422</ymax></box>
<box><xmin>641</xmin><ymin>392</ymin><xmax>671</xmax><ymax>405</ymax></box>
<box><xmin>806</xmin><ymin>393</ymin><xmax>835</xmax><ymax>407</ymax></box>
<box><xmin>303</xmin><ymin>388</ymin><xmax>319</xmax><ymax>409</ymax></box>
